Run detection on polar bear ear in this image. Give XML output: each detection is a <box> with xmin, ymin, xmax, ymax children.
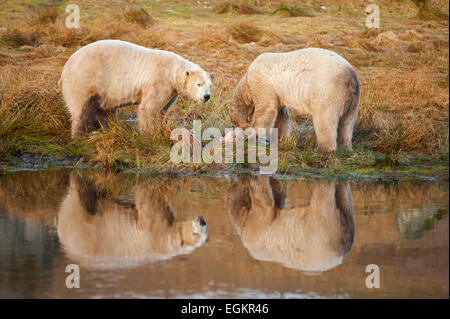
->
<box><xmin>184</xmin><ymin>70</ymin><xmax>192</xmax><ymax>81</ymax></box>
<box><xmin>183</xmin><ymin>70</ymin><xmax>192</xmax><ymax>87</ymax></box>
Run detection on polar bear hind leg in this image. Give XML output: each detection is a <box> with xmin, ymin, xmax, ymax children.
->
<box><xmin>251</xmin><ymin>90</ymin><xmax>279</xmax><ymax>139</ymax></box>
<box><xmin>337</xmin><ymin>98</ymin><xmax>358</xmax><ymax>151</ymax></box>
<box><xmin>312</xmin><ymin>106</ymin><xmax>340</xmax><ymax>152</ymax></box>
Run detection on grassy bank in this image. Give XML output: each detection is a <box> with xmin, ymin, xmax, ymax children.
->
<box><xmin>0</xmin><ymin>0</ymin><xmax>448</xmax><ymax>178</ymax></box>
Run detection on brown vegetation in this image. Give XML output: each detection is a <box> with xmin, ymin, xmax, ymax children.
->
<box><xmin>0</xmin><ymin>0</ymin><xmax>448</xmax><ymax>173</ymax></box>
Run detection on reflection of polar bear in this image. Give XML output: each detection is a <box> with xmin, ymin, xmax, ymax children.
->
<box><xmin>57</xmin><ymin>174</ymin><xmax>208</xmax><ymax>268</ymax></box>
<box><xmin>227</xmin><ymin>177</ymin><xmax>354</xmax><ymax>273</ymax></box>
<box><xmin>228</xmin><ymin>48</ymin><xmax>360</xmax><ymax>151</ymax></box>
<box><xmin>60</xmin><ymin>40</ymin><xmax>214</xmax><ymax>137</ymax></box>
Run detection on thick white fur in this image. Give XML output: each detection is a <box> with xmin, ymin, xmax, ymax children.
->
<box><xmin>60</xmin><ymin>40</ymin><xmax>213</xmax><ymax>137</ymax></box>
<box><xmin>228</xmin><ymin>48</ymin><xmax>360</xmax><ymax>151</ymax></box>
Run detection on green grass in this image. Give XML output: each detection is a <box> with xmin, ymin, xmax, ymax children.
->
<box><xmin>1</xmin><ymin>134</ymin><xmax>447</xmax><ymax>180</ymax></box>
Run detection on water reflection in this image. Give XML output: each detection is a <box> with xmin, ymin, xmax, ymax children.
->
<box><xmin>227</xmin><ymin>177</ymin><xmax>354</xmax><ymax>273</ymax></box>
<box><xmin>396</xmin><ymin>207</ymin><xmax>449</xmax><ymax>240</ymax></box>
<box><xmin>57</xmin><ymin>172</ymin><xmax>208</xmax><ymax>269</ymax></box>
<box><xmin>0</xmin><ymin>170</ymin><xmax>448</xmax><ymax>298</ymax></box>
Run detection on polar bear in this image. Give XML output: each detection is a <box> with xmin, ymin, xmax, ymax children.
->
<box><xmin>57</xmin><ymin>173</ymin><xmax>208</xmax><ymax>268</ymax></box>
<box><xmin>227</xmin><ymin>177</ymin><xmax>354</xmax><ymax>273</ymax></box>
<box><xmin>228</xmin><ymin>48</ymin><xmax>360</xmax><ymax>151</ymax></box>
<box><xmin>60</xmin><ymin>40</ymin><xmax>214</xmax><ymax>138</ymax></box>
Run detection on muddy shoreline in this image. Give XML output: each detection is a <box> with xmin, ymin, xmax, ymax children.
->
<box><xmin>1</xmin><ymin>153</ymin><xmax>448</xmax><ymax>182</ymax></box>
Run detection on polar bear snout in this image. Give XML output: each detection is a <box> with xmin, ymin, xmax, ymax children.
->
<box><xmin>196</xmin><ymin>82</ymin><xmax>212</xmax><ymax>103</ymax></box>
<box><xmin>179</xmin><ymin>217</ymin><xmax>209</xmax><ymax>248</ymax></box>
<box><xmin>197</xmin><ymin>216</ymin><xmax>206</xmax><ymax>226</ymax></box>
<box><xmin>193</xmin><ymin>217</ymin><xmax>208</xmax><ymax>240</ymax></box>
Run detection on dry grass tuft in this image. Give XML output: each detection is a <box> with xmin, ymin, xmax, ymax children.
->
<box><xmin>0</xmin><ymin>11</ymin><xmax>166</xmax><ymax>50</ymax></box>
<box><xmin>123</xmin><ymin>6</ymin><xmax>157</xmax><ymax>28</ymax></box>
<box><xmin>272</xmin><ymin>3</ymin><xmax>314</xmax><ymax>17</ymax></box>
<box><xmin>1</xmin><ymin>29</ymin><xmax>40</xmax><ymax>48</ymax></box>
<box><xmin>357</xmin><ymin>68</ymin><xmax>448</xmax><ymax>154</ymax></box>
<box><xmin>398</xmin><ymin>30</ymin><xmax>425</xmax><ymax>42</ymax></box>
<box><xmin>370</xmin><ymin>31</ymin><xmax>405</xmax><ymax>48</ymax></box>
<box><xmin>228</xmin><ymin>21</ymin><xmax>263</xmax><ymax>43</ymax></box>
<box><xmin>37</xmin><ymin>8</ymin><xmax>59</xmax><ymax>25</ymax></box>
<box><xmin>213</xmin><ymin>0</ymin><xmax>261</xmax><ymax>14</ymax></box>
<box><xmin>0</xmin><ymin>64</ymin><xmax>70</xmax><ymax>158</ymax></box>
<box><xmin>412</xmin><ymin>0</ymin><xmax>449</xmax><ymax>19</ymax></box>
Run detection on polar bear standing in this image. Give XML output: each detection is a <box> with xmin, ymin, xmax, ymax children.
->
<box><xmin>60</xmin><ymin>40</ymin><xmax>214</xmax><ymax>138</ymax></box>
<box><xmin>228</xmin><ymin>48</ymin><xmax>360</xmax><ymax>151</ymax></box>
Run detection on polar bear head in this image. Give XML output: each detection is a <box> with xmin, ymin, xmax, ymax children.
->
<box><xmin>171</xmin><ymin>217</ymin><xmax>208</xmax><ymax>252</ymax></box>
<box><xmin>180</xmin><ymin>67</ymin><xmax>214</xmax><ymax>103</ymax></box>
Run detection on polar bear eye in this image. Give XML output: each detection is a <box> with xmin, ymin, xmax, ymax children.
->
<box><xmin>196</xmin><ymin>83</ymin><xmax>201</xmax><ymax>87</ymax></box>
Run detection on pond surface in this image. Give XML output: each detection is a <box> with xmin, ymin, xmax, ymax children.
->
<box><xmin>0</xmin><ymin>169</ymin><xmax>448</xmax><ymax>298</ymax></box>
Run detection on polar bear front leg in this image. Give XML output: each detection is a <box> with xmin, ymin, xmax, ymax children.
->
<box><xmin>137</xmin><ymin>90</ymin><xmax>175</xmax><ymax>133</ymax></box>
<box><xmin>249</xmin><ymin>177</ymin><xmax>275</xmax><ymax>208</ymax></box>
<box><xmin>251</xmin><ymin>95</ymin><xmax>279</xmax><ymax>141</ymax></box>
<box><xmin>70</xmin><ymin>96</ymin><xmax>101</xmax><ymax>138</ymax></box>
<box><xmin>274</xmin><ymin>107</ymin><xmax>291</xmax><ymax>140</ymax></box>
<box><xmin>138</xmin><ymin>104</ymin><xmax>159</xmax><ymax>133</ymax></box>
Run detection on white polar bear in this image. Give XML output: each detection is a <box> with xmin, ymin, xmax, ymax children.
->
<box><xmin>228</xmin><ymin>48</ymin><xmax>360</xmax><ymax>151</ymax></box>
<box><xmin>59</xmin><ymin>40</ymin><xmax>214</xmax><ymax>137</ymax></box>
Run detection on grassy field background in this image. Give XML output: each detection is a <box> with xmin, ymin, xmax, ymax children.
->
<box><xmin>0</xmin><ymin>0</ymin><xmax>448</xmax><ymax>178</ymax></box>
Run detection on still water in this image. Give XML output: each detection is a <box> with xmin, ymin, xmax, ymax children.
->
<box><xmin>0</xmin><ymin>169</ymin><xmax>448</xmax><ymax>298</ymax></box>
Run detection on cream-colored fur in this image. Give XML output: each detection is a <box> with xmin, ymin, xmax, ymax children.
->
<box><xmin>60</xmin><ymin>40</ymin><xmax>213</xmax><ymax>137</ymax></box>
<box><xmin>57</xmin><ymin>174</ymin><xmax>208</xmax><ymax>268</ymax></box>
<box><xmin>227</xmin><ymin>177</ymin><xmax>354</xmax><ymax>273</ymax></box>
<box><xmin>229</xmin><ymin>48</ymin><xmax>360</xmax><ymax>151</ymax></box>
